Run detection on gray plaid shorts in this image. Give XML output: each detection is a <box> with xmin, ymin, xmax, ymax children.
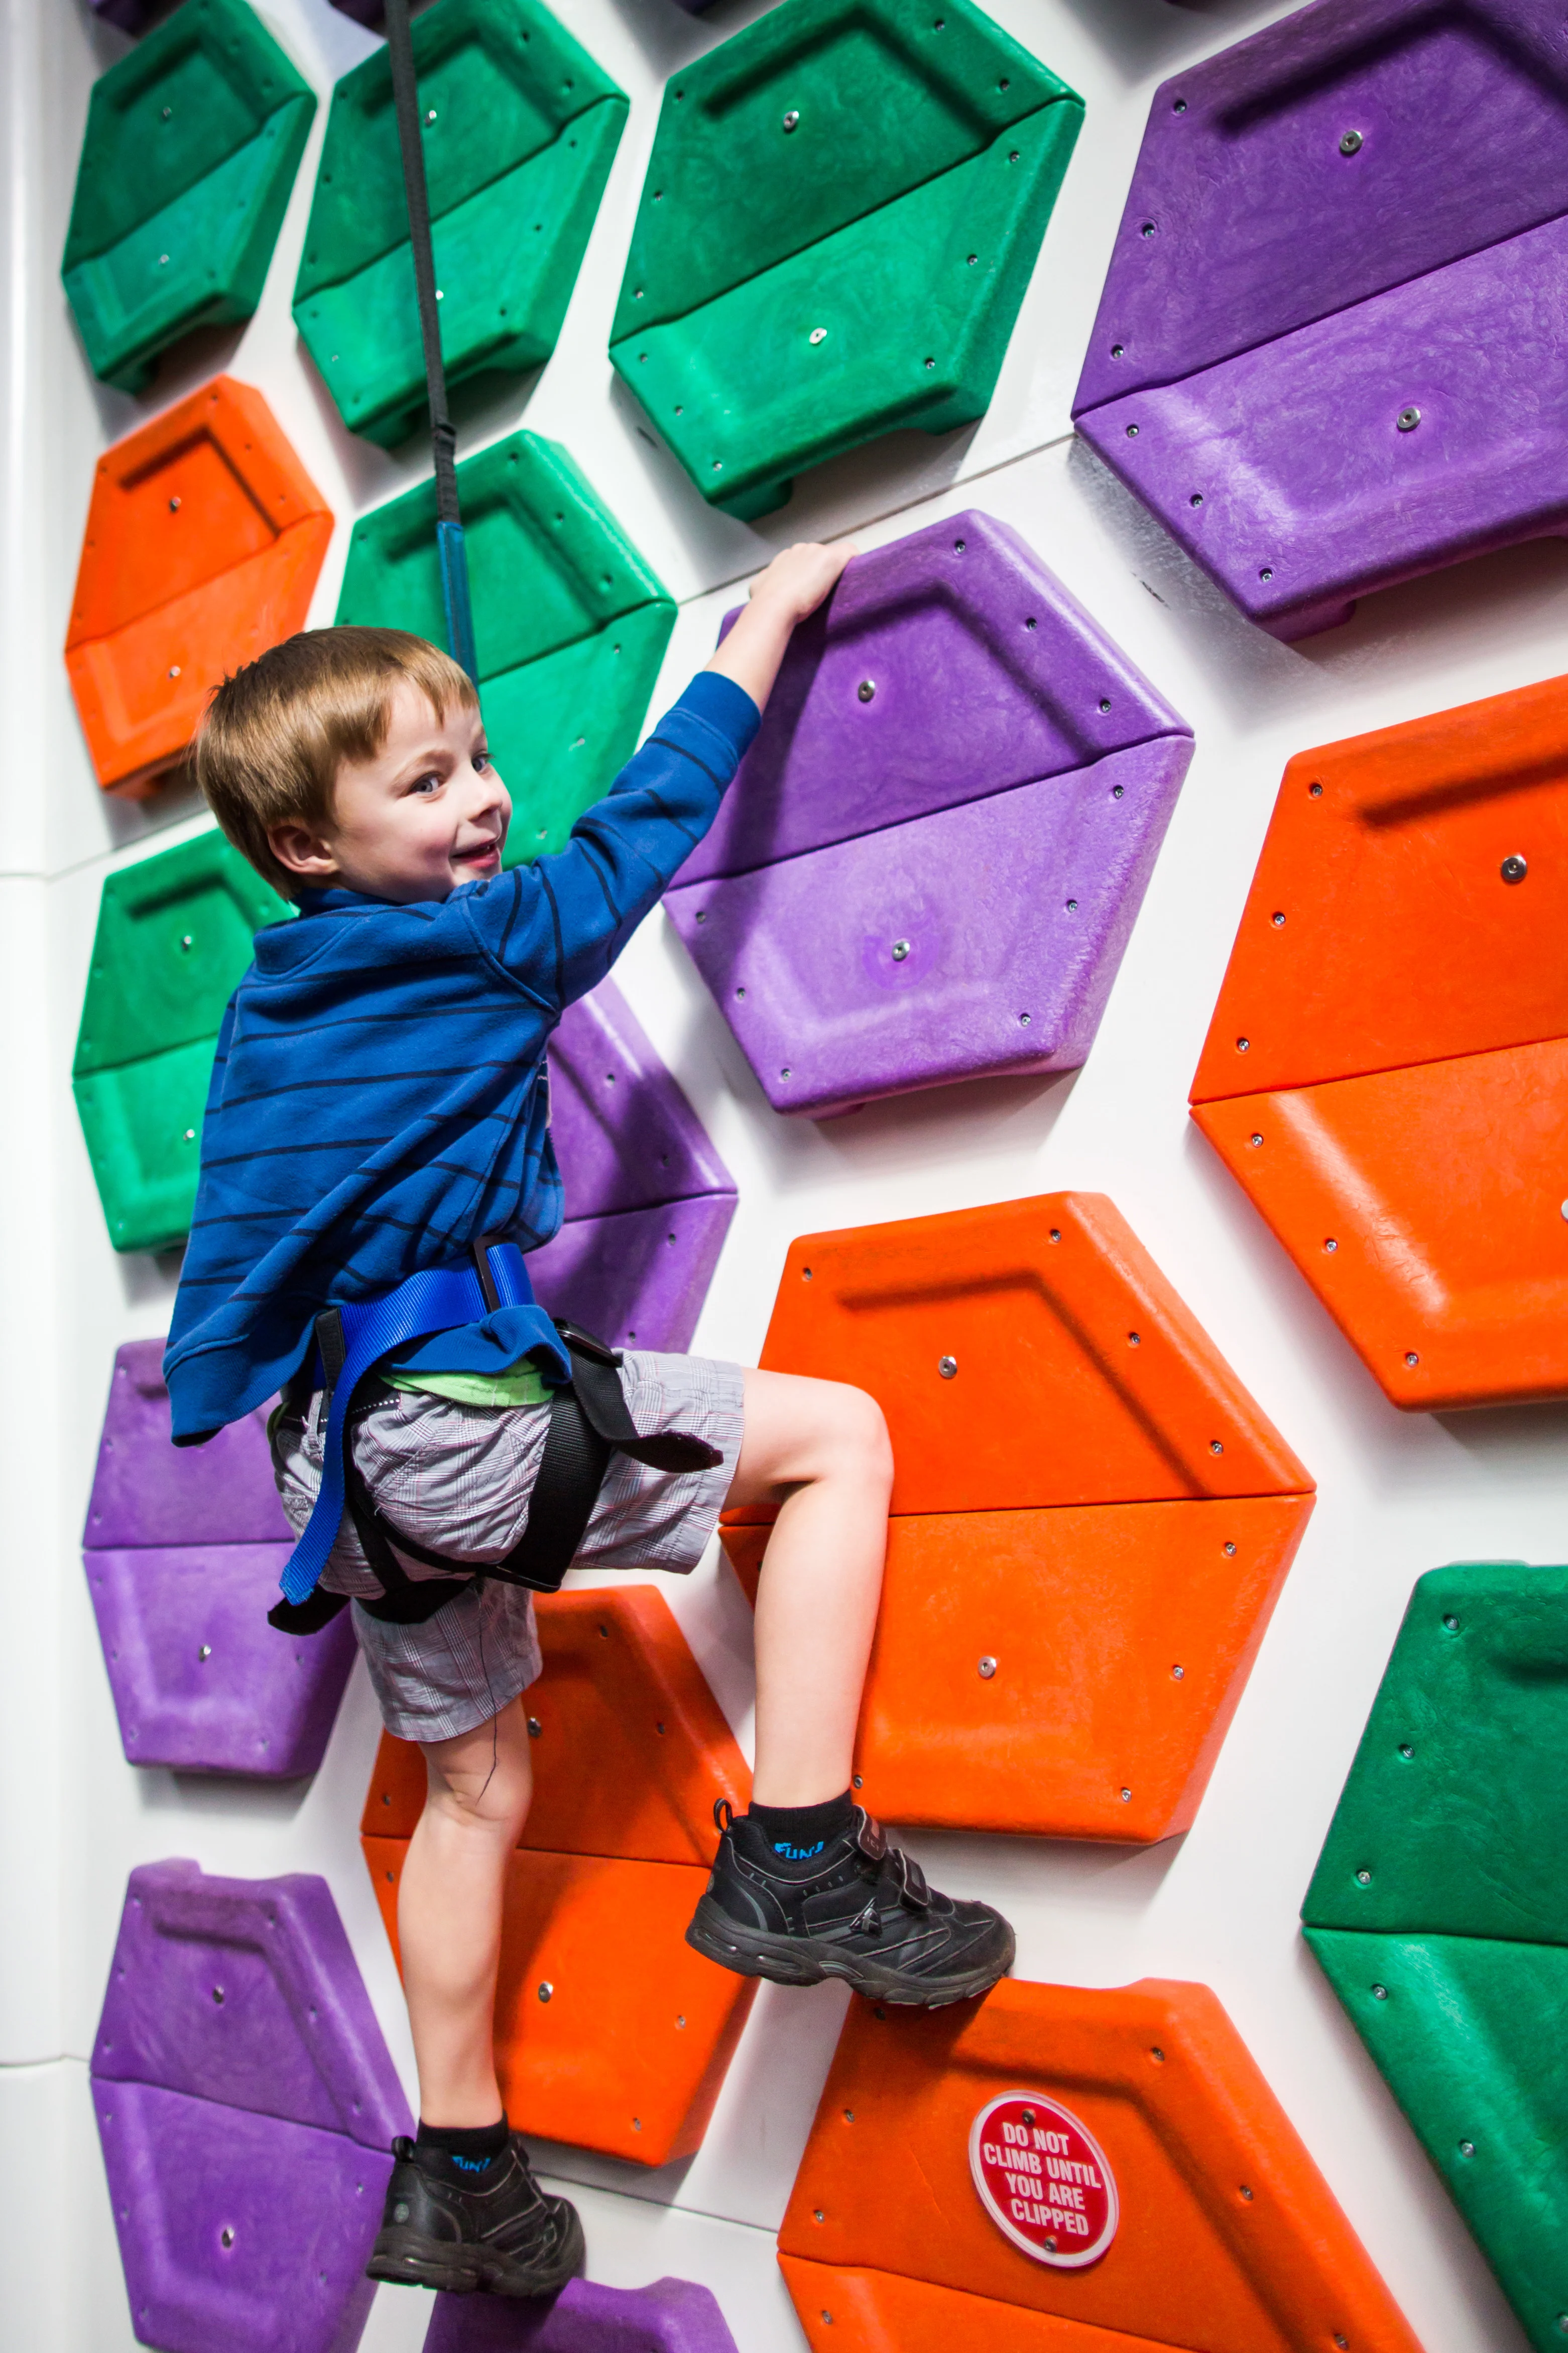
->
<box><xmin>272</xmin><ymin>1351</ymin><xmax>745</xmax><ymax>1744</ymax></box>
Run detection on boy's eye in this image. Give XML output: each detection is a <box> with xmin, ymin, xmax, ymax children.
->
<box><xmin>410</xmin><ymin>772</ymin><xmax>441</xmax><ymax>796</ymax></box>
<box><xmin>474</xmin><ymin>749</ymin><xmax>491</xmax><ymax>772</ymax></box>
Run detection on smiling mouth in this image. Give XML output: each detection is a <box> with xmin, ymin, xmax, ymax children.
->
<box><xmin>454</xmin><ymin>837</ymin><xmax>501</xmax><ymax>868</ymax></box>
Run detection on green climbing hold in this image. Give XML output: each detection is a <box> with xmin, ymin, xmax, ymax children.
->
<box><xmin>294</xmin><ymin>0</ymin><xmax>626</xmax><ymax>449</ymax></box>
<box><xmin>1303</xmin><ymin>1560</ymin><xmax>1568</xmax><ymax>2352</ymax></box>
<box><xmin>73</xmin><ymin>831</ymin><xmax>291</xmax><ymax>1254</ymax></box>
<box><xmin>63</xmin><ymin>0</ymin><xmax>315</xmax><ymax>393</ymax></box>
<box><xmin>335</xmin><ymin>430</ymin><xmax>674</xmax><ymax>862</ymax></box>
<box><xmin>610</xmin><ymin>0</ymin><xmax>1082</xmax><ymax>519</ymax></box>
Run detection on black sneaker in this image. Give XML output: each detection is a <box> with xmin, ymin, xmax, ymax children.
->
<box><xmin>686</xmin><ymin>1801</ymin><xmax>1015</xmax><ymax>2007</ymax></box>
<box><xmin>366</xmin><ymin>2132</ymin><xmax>584</xmax><ymax>2296</ymax></box>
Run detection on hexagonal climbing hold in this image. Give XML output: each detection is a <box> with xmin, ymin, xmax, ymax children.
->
<box><xmin>92</xmin><ymin>1860</ymin><xmax>410</xmax><ymax>2353</ymax></box>
<box><xmin>84</xmin><ymin>1338</ymin><xmax>355</xmax><ymax>1775</ymax></box>
<box><xmin>529</xmin><ymin>978</ymin><xmax>737</xmax><ymax>1351</ymax></box>
<box><xmin>779</xmin><ymin>1976</ymin><xmax>1422</xmax><ymax>2350</ymax></box>
<box><xmin>335</xmin><ymin>430</ymin><xmax>674</xmax><ymax>858</ymax></box>
<box><xmin>66</xmin><ymin>374</ymin><xmax>333</xmax><ymax>797</ymax></box>
<box><xmin>721</xmin><ymin>1193</ymin><xmax>1313</xmax><ymax>1842</ymax></box>
<box><xmin>610</xmin><ymin>0</ymin><xmax>1083</xmax><ymax>519</ymax></box>
<box><xmin>424</xmin><ymin>2276</ymin><xmax>741</xmax><ymax>2351</ymax></box>
<box><xmin>1073</xmin><ymin>2</ymin><xmax>1568</xmax><ymax>638</ymax></box>
<box><xmin>363</xmin><ymin>1587</ymin><xmax>754</xmax><ymax>2167</ymax></box>
<box><xmin>62</xmin><ymin>0</ymin><xmax>315</xmax><ymax>392</ymax></box>
<box><xmin>1190</xmin><ymin>674</ymin><xmax>1568</xmax><ymax>1409</ymax></box>
<box><xmin>667</xmin><ymin>510</ymin><xmax>1192</xmax><ymax>1115</ymax></box>
<box><xmin>73</xmin><ymin>830</ymin><xmax>291</xmax><ymax>1254</ymax></box>
<box><xmin>1302</xmin><ymin>1560</ymin><xmax>1568</xmax><ymax>2352</ymax></box>
<box><xmin>294</xmin><ymin>0</ymin><xmax>627</xmax><ymax>448</ymax></box>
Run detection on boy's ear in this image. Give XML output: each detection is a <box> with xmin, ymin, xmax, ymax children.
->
<box><xmin>267</xmin><ymin>818</ymin><xmax>340</xmax><ymax>883</ymax></box>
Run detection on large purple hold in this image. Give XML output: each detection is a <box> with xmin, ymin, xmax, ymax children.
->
<box><xmin>528</xmin><ymin>978</ymin><xmax>737</xmax><ymax>1351</ymax></box>
<box><xmin>1073</xmin><ymin>0</ymin><xmax>1568</xmax><ymax>639</ymax></box>
<box><xmin>664</xmin><ymin>510</ymin><xmax>1192</xmax><ymax>1117</ymax></box>
<box><xmin>424</xmin><ymin>2275</ymin><xmax>740</xmax><ymax>2351</ymax></box>
<box><xmin>93</xmin><ymin>1860</ymin><xmax>411</xmax><ymax>2353</ymax></box>
<box><xmin>84</xmin><ymin>1341</ymin><xmax>355</xmax><ymax>1777</ymax></box>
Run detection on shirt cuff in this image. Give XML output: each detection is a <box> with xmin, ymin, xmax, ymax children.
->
<box><xmin>671</xmin><ymin>668</ymin><xmax>762</xmax><ymax>764</ymax></box>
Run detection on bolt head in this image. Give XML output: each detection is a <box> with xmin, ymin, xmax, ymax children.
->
<box><xmin>782</xmin><ymin>108</ymin><xmax>799</xmax><ymax>131</ymax></box>
<box><xmin>809</xmin><ymin>326</ymin><xmax>827</xmax><ymax>346</ymax></box>
<box><xmin>858</xmin><ymin>679</ymin><xmax>876</xmax><ymax>703</ymax></box>
<box><xmin>978</xmin><ymin>1656</ymin><xmax>997</xmax><ymax>1678</ymax></box>
<box><xmin>1171</xmin><ymin>1664</ymin><xmax>1184</xmax><ymax>1680</ymax></box>
<box><xmin>537</xmin><ymin>1982</ymin><xmax>553</xmax><ymax>2002</ymax></box>
<box><xmin>890</xmin><ymin>937</ymin><xmax>910</xmax><ymax>960</ymax></box>
<box><xmin>1501</xmin><ymin>853</ymin><xmax>1528</xmax><ymax>882</ymax></box>
<box><xmin>938</xmin><ymin>1354</ymin><xmax>958</xmax><ymax>1378</ymax></box>
<box><xmin>1339</xmin><ymin>129</ymin><xmax>1364</xmax><ymax>154</ymax></box>
<box><xmin>1460</xmin><ymin>2140</ymin><xmax>1475</xmax><ymax>2157</ymax></box>
<box><xmin>1356</xmin><ymin>1868</ymin><xmax>1372</xmax><ymax>1885</ymax></box>
<box><xmin>1372</xmin><ymin>1983</ymin><xmax>1389</xmax><ymax>1999</ymax></box>
<box><xmin>1398</xmin><ymin>405</ymin><xmax>1421</xmax><ymax>431</ymax></box>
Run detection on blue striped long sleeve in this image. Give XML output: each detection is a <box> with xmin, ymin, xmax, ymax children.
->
<box><xmin>163</xmin><ymin>673</ymin><xmax>759</xmax><ymax>1443</ymax></box>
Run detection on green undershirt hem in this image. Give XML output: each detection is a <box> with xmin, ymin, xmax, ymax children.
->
<box><xmin>385</xmin><ymin>1365</ymin><xmax>553</xmax><ymax>1410</ymax></box>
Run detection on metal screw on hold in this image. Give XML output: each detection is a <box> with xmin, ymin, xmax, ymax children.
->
<box><xmin>1372</xmin><ymin>1984</ymin><xmax>1389</xmax><ymax>2000</ymax></box>
<box><xmin>180</xmin><ymin>934</ymin><xmax>193</xmax><ymax>951</ymax></box>
<box><xmin>1239</xmin><ymin>2185</ymin><xmax>1254</xmax><ymax>2202</ymax></box>
<box><xmin>782</xmin><ymin>108</ymin><xmax>799</xmax><ymax>131</ymax></box>
<box><xmin>1356</xmin><ymin>1868</ymin><xmax>1372</xmax><ymax>1885</ymax></box>
<box><xmin>198</xmin><ymin>1644</ymin><xmax>211</xmax><ymax>1662</ymax></box>
<box><xmin>1171</xmin><ymin>1665</ymin><xmax>1184</xmax><ymax>1680</ymax></box>
<box><xmin>161</xmin><ymin>105</ymin><xmax>172</xmax><ymax>119</ymax></box>
<box><xmin>852</xmin><ymin>1773</ymin><xmax>862</xmax><ymax>1787</ymax></box>
<box><xmin>1339</xmin><ymin>129</ymin><xmax>1363</xmax><ymax>154</ymax></box>
<box><xmin>1210</xmin><ymin>1439</ymin><xmax>1224</xmax><ymax>1454</ymax></box>
<box><xmin>1444</xmin><ymin>1613</ymin><xmax>1461</xmax><ymax>1632</ymax></box>
<box><xmin>1397</xmin><ymin>406</ymin><xmax>1421</xmax><ymax>432</ymax></box>
<box><xmin>890</xmin><ymin>938</ymin><xmax>910</xmax><ymax>960</ymax></box>
<box><xmin>1399</xmin><ymin>1742</ymin><xmax>1414</xmax><ymax>1758</ymax></box>
<box><xmin>809</xmin><ymin>327</ymin><xmax>827</xmax><ymax>346</ymax></box>
<box><xmin>1324</xmin><ymin>1237</ymin><xmax>1338</xmax><ymax>1253</ymax></box>
<box><xmin>221</xmin><ymin>2227</ymin><xmax>234</xmax><ymax>2248</ymax></box>
<box><xmin>169</xmin><ymin>496</ymin><xmax>181</xmax><ymax>512</ymax></box>
<box><xmin>1224</xmin><ymin>1541</ymin><xmax>1236</xmax><ymax>1555</ymax></box>
<box><xmin>527</xmin><ymin>1717</ymin><xmax>542</xmax><ymax>1738</ymax></box>
<box><xmin>1120</xmin><ymin>1788</ymin><xmax>1132</xmax><ymax>1803</ymax></box>
<box><xmin>1272</xmin><ymin>911</ymin><xmax>1285</xmax><ymax>926</ymax></box>
<box><xmin>1460</xmin><ymin>2140</ymin><xmax>1476</xmax><ymax>2157</ymax></box>
<box><xmin>978</xmin><ymin>1656</ymin><xmax>997</xmax><ymax>1679</ymax></box>
<box><xmin>212</xmin><ymin>1986</ymin><xmax>224</xmax><ymax>2004</ymax></box>
<box><xmin>939</xmin><ymin>1355</ymin><xmax>958</xmax><ymax>1378</ymax></box>
<box><xmin>537</xmin><ymin>1983</ymin><xmax>553</xmax><ymax>2003</ymax></box>
<box><xmin>1501</xmin><ymin>854</ymin><xmax>1528</xmax><ymax>882</ymax></box>
<box><xmin>858</xmin><ymin>680</ymin><xmax>876</xmax><ymax>703</ymax></box>
<box><xmin>1236</xmin><ymin>1036</ymin><xmax>1250</xmax><ymax>1052</ymax></box>
<box><xmin>169</xmin><ymin>664</ymin><xmax>181</xmax><ymax>679</ymax></box>
<box><xmin>1249</xmin><ymin>1133</ymin><xmax>1264</xmax><ymax>1148</ymax></box>
<box><xmin>1406</xmin><ymin>1351</ymin><xmax>1419</xmax><ymax>1367</ymax></box>
<box><xmin>676</xmin><ymin>2015</ymin><xmax>686</xmax><ymax>2029</ymax></box>
<box><xmin>425</xmin><ymin>107</ymin><xmax>436</xmax><ymax>123</ymax></box>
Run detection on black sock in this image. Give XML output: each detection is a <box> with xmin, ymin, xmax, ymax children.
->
<box><xmin>746</xmin><ymin>1790</ymin><xmax>857</xmax><ymax>1868</ymax></box>
<box><xmin>415</xmin><ymin>2115</ymin><xmax>509</xmax><ymax>2177</ymax></box>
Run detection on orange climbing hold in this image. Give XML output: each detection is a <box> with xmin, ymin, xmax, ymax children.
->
<box><xmin>66</xmin><ymin>375</ymin><xmax>331</xmax><ymax>799</ymax></box>
<box><xmin>778</xmin><ymin>1976</ymin><xmax>1422</xmax><ymax>2353</ymax></box>
<box><xmin>361</xmin><ymin>1586</ymin><xmax>753</xmax><ymax>2166</ymax></box>
<box><xmin>723</xmin><ymin>1195</ymin><xmax>1312</xmax><ymax>1842</ymax></box>
<box><xmin>1192</xmin><ymin>677</ymin><xmax>1568</xmax><ymax>1409</ymax></box>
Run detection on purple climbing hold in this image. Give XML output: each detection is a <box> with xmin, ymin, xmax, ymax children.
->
<box><xmin>528</xmin><ymin>978</ymin><xmax>737</xmax><ymax>1352</ymax></box>
<box><xmin>424</xmin><ymin>2275</ymin><xmax>740</xmax><ymax>2350</ymax></box>
<box><xmin>93</xmin><ymin>1860</ymin><xmax>411</xmax><ymax>2353</ymax></box>
<box><xmin>664</xmin><ymin>509</ymin><xmax>1192</xmax><ymax>1118</ymax></box>
<box><xmin>1073</xmin><ymin>0</ymin><xmax>1568</xmax><ymax>639</ymax></box>
<box><xmin>86</xmin><ymin>0</ymin><xmax>157</xmax><ymax>32</ymax></box>
<box><xmin>84</xmin><ymin>1340</ymin><xmax>354</xmax><ymax>1777</ymax></box>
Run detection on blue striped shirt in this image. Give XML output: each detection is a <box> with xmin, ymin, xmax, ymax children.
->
<box><xmin>164</xmin><ymin>673</ymin><xmax>759</xmax><ymax>1444</ymax></box>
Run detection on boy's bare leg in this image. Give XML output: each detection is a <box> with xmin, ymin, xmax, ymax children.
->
<box><xmin>725</xmin><ymin>1369</ymin><xmax>894</xmax><ymax>1804</ymax></box>
<box><xmin>400</xmin><ymin>1695</ymin><xmax>534</xmax><ymax>2126</ymax></box>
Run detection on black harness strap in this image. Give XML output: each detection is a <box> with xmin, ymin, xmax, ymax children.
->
<box><xmin>267</xmin><ymin>1316</ymin><xmax>722</xmax><ymax>1637</ymax></box>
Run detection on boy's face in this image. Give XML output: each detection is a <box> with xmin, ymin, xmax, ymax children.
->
<box><xmin>268</xmin><ymin>681</ymin><xmax>510</xmax><ymax>903</ymax></box>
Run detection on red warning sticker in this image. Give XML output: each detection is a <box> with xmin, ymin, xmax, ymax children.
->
<box><xmin>970</xmin><ymin>2090</ymin><xmax>1119</xmax><ymax>2269</ymax></box>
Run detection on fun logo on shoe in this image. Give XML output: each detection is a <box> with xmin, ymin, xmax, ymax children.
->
<box><xmin>970</xmin><ymin>2091</ymin><xmax>1118</xmax><ymax>2268</ymax></box>
<box><xmin>773</xmin><ymin>1839</ymin><xmax>826</xmax><ymax>1860</ymax></box>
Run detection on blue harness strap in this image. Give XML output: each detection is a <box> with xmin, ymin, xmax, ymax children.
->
<box><xmin>280</xmin><ymin>1242</ymin><xmax>568</xmax><ymax>1606</ymax></box>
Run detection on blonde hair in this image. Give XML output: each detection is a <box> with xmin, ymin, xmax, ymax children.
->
<box><xmin>196</xmin><ymin>626</ymin><xmax>478</xmax><ymax>897</ymax></box>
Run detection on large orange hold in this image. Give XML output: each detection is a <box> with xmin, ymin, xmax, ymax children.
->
<box><xmin>1192</xmin><ymin>678</ymin><xmax>1568</xmax><ymax>1408</ymax></box>
<box><xmin>778</xmin><ymin>1977</ymin><xmax>1422</xmax><ymax>2352</ymax></box>
<box><xmin>66</xmin><ymin>375</ymin><xmax>332</xmax><ymax>798</ymax></box>
<box><xmin>723</xmin><ymin>1195</ymin><xmax>1312</xmax><ymax>1842</ymax></box>
<box><xmin>361</xmin><ymin>1586</ymin><xmax>754</xmax><ymax>2166</ymax></box>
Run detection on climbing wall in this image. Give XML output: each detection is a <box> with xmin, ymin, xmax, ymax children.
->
<box><xmin>722</xmin><ymin>1193</ymin><xmax>1313</xmax><ymax>1842</ymax></box>
<box><xmin>21</xmin><ymin>3</ymin><xmax>1568</xmax><ymax>2351</ymax></box>
<box><xmin>1302</xmin><ymin>1561</ymin><xmax>1568</xmax><ymax>2350</ymax></box>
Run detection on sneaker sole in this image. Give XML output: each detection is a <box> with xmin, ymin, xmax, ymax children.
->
<box><xmin>366</xmin><ymin>2206</ymin><xmax>585</xmax><ymax>2299</ymax></box>
<box><xmin>685</xmin><ymin>1899</ymin><xmax>1015</xmax><ymax>2008</ymax></box>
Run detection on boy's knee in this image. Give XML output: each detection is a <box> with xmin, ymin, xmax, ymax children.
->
<box><xmin>831</xmin><ymin>1383</ymin><xmax>894</xmax><ymax>1489</ymax></box>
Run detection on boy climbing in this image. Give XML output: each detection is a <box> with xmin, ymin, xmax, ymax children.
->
<box><xmin>164</xmin><ymin>543</ymin><xmax>1015</xmax><ymax>2300</ymax></box>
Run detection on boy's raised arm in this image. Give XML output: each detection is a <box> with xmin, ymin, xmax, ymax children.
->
<box><xmin>474</xmin><ymin>540</ymin><xmax>855</xmax><ymax>1012</ymax></box>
